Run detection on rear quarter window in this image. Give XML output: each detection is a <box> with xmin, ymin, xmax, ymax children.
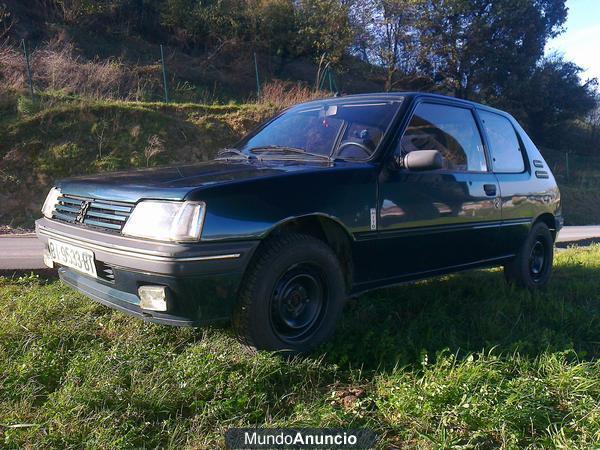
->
<box><xmin>479</xmin><ymin>110</ymin><xmax>525</xmax><ymax>173</ymax></box>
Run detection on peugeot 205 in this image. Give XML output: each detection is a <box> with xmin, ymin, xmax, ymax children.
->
<box><xmin>36</xmin><ymin>93</ymin><xmax>562</xmax><ymax>353</ymax></box>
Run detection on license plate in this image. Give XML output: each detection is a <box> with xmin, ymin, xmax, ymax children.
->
<box><xmin>48</xmin><ymin>238</ymin><xmax>97</xmax><ymax>278</ymax></box>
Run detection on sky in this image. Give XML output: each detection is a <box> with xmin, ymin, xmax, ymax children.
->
<box><xmin>546</xmin><ymin>0</ymin><xmax>600</xmax><ymax>82</ymax></box>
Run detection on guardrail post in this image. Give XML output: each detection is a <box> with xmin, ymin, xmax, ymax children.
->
<box><xmin>21</xmin><ymin>39</ymin><xmax>34</xmax><ymax>99</ymax></box>
<box><xmin>254</xmin><ymin>52</ymin><xmax>261</xmax><ymax>98</ymax></box>
<box><xmin>160</xmin><ymin>44</ymin><xmax>169</xmax><ymax>103</ymax></box>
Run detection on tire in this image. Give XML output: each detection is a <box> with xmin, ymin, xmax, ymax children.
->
<box><xmin>504</xmin><ymin>221</ymin><xmax>554</xmax><ymax>289</ymax></box>
<box><xmin>232</xmin><ymin>233</ymin><xmax>346</xmax><ymax>355</ymax></box>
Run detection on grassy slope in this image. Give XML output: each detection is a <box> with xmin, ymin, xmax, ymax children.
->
<box><xmin>1</xmin><ymin>245</ymin><xmax>600</xmax><ymax>448</ymax></box>
<box><xmin>0</xmin><ymin>93</ymin><xmax>274</xmax><ymax>226</ymax></box>
<box><xmin>561</xmin><ymin>185</ymin><xmax>600</xmax><ymax>225</ymax></box>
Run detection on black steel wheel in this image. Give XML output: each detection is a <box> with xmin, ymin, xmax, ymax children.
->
<box><xmin>504</xmin><ymin>221</ymin><xmax>554</xmax><ymax>289</ymax></box>
<box><xmin>233</xmin><ymin>233</ymin><xmax>346</xmax><ymax>354</ymax></box>
<box><xmin>269</xmin><ymin>263</ymin><xmax>327</xmax><ymax>344</ymax></box>
<box><xmin>529</xmin><ymin>238</ymin><xmax>548</xmax><ymax>281</ymax></box>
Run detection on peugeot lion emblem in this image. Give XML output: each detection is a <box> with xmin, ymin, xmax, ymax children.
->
<box><xmin>76</xmin><ymin>200</ymin><xmax>91</xmax><ymax>223</ymax></box>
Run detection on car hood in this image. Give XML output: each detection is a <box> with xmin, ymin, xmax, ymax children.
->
<box><xmin>55</xmin><ymin>159</ymin><xmax>346</xmax><ymax>203</ymax></box>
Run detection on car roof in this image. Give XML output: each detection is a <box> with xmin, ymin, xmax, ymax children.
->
<box><xmin>297</xmin><ymin>92</ymin><xmax>510</xmax><ymax>117</ymax></box>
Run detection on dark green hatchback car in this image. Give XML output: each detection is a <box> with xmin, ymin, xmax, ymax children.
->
<box><xmin>36</xmin><ymin>92</ymin><xmax>562</xmax><ymax>353</ymax></box>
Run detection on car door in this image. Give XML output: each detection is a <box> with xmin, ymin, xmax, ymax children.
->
<box><xmin>376</xmin><ymin>100</ymin><xmax>503</xmax><ymax>282</ymax></box>
<box><xmin>477</xmin><ymin>109</ymin><xmax>533</xmax><ymax>255</ymax></box>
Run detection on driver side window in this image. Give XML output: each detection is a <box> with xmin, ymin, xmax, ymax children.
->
<box><xmin>396</xmin><ymin>103</ymin><xmax>488</xmax><ymax>172</ymax></box>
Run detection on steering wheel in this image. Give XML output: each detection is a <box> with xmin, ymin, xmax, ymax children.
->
<box><xmin>336</xmin><ymin>141</ymin><xmax>372</xmax><ymax>157</ymax></box>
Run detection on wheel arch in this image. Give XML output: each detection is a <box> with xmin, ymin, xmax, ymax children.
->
<box><xmin>258</xmin><ymin>214</ymin><xmax>355</xmax><ymax>290</ymax></box>
<box><xmin>532</xmin><ymin>212</ymin><xmax>557</xmax><ymax>241</ymax></box>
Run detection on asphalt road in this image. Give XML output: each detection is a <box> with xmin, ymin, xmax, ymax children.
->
<box><xmin>0</xmin><ymin>234</ymin><xmax>45</xmax><ymax>270</ymax></box>
<box><xmin>557</xmin><ymin>226</ymin><xmax>600</xmax><ymax>243</ymax></box>
<box><xmin>1</xmin><ymin>226</ymin><xmax>600</xmax><ymax>270</ymax></box>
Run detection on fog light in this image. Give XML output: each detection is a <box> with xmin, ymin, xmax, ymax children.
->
<box><xmin>138</xmin><ymin>285</ymin><xmax>168</xmax><ymax>311</ymax></box>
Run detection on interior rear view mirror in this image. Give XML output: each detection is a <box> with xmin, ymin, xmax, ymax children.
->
<box><xmin>319</xmin><ymin>105</ymin><xmax>338</xmax><ymax>118</ymax></box>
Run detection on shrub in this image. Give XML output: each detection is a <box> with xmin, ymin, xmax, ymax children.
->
<box><xmin>37</xmin><ymin>143</ymin><xmax>88</xmax><ymax>176</ymax></box>
<box><xmin>144</xmin><ymin>134</ymin><xmax>166</xmax><ymax>167</ymax></box>
<box><xmin>16</xmin><ymin>95</ymin><xmax>38</xmax><ymax>116</ymax></box>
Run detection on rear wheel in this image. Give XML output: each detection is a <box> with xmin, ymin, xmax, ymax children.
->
<box><xmin>504</xmin><ymin>222</ymin><xmax>554</xmax><ymax>289</ymax></box>
<box><xmin>233</xmin><ymin>233</ymin><xmax>346</xmax><ymax>354</ymax></box>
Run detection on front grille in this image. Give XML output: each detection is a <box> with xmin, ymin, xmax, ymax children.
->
<box><xmin>52</xmin><ymin>194</ymin><xmax>134</xmax><ymax>233</ymax></box>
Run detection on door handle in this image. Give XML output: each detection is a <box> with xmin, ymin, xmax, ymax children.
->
<box><xmin>483</xmin><ymin>184</ymin><xmax>497</xmax><ymax>196</ymax></box>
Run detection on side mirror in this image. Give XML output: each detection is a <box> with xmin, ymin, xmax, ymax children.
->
<box><xmin>393</xmin><ymin>150</ymin><xmax>443</xmax><ymax>171</ymax></box>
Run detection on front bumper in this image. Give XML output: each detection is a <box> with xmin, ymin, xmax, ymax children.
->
<box><xmin>36</xmin><ymin>218</ymin><xmax>259</xmax><ymax>325</ymax></box>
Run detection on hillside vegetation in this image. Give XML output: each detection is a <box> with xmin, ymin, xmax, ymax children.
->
<box><xmin>1</xmin><ymin>245</ymin><xmax>600</xmax><ymax>447</ymax></box>
<box><xmin>1</xmin><ymin>0</ymin><xmax>597</xmax><ymax>149</ymax></box>
<box><xmin>1</xmin><ymin>89</ymin><xmax>599</xmax><ymax>227</ymax></box>
<box><xmin>0</xmin><ymin>91</ymin><xmax>278</xmax><ymax>225</ymax></box>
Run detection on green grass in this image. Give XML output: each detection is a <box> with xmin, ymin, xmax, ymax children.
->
<box><xmin>1</xmin><ymin>245</ymin><xmax>600</xmax><ymax>448</ymax></box>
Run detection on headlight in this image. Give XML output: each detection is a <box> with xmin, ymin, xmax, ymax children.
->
<box><xmin>41</xmin><ymin>187</ymin><xmax>61</xmax><ymax>218</ymax></box>
<box><xmin>122</xmin><ymin>201</ymin><xmax>206</xmax><ymax>242</ymax></box>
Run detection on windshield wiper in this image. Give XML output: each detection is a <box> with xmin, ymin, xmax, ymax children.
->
<box><xmin>248</xmin><ymin>145</ymin><xmax>331</xmax><ymax>160</ymax></box>
<box><xmin>215</xmin><ymin>148</ymin><xmax>254</xmax><ymax>160</ymax></box>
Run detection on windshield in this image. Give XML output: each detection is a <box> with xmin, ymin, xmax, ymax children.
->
<box><xmin>234</xmin><ymin>98</ymin><xmax>403</xmax><ymax>160</ymax></box>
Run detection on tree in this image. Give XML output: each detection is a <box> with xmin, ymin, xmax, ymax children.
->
<box><xmin>349</xmin><ymin>0</ymin><xmax>420</xmax><ymax>90</ymax></box>
<box><xmin>160</xmin><ymin>0</ymin><xmax>249</xmax><ymax>50</ymax></box>
<box><xmin>380</xmin><ymin>0</ymin><xmax>418</xmax><ymax>91</ymax></box>
<box><xmin>245</xmin><ymin>0</ymin><xmax>297</xmax><ymax>58</ymax></box>
<box><xmin>414</xmin><ymin>0</ymin><xmax>568</xmax><ymax>100</ymax></box>
<box><xmin>295</xmin><ymin>0</ymin><xmax>353</xmax><ymax>65</ymax></box>
<box><xmin>588</xmin><ymin>95</ymin><xmax>600</xmax><ymax>151</ymax></box>
<box><xmin>348</xmin><ymin>0</ymin><xmax>376</xmax><ymax>64</ymax></box>
<box><xmin>513</xmin><ymin>56</ymin><xmax>598</xmax><ymax>151</ymax></box>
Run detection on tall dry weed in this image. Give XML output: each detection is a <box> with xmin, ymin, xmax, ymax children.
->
<box><xmin>257</xmin><ymin>80</ymin><xmax>330</xmax><ymax>110</ymax></box>
<box><xmin>0</xmin><ymin>41</ymin><xmax>160</xmax><ymax>100</ymax></box>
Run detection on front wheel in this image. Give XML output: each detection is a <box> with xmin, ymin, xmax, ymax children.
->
<box><xmin>504</xmin><ymin>221</ymin><xmax>554</xmax><ymax>289</ymax></box>
<box><xmin>233</xmin><ymin>233</ymin><xmax>346</xmax><ymax>354</ymax></box>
